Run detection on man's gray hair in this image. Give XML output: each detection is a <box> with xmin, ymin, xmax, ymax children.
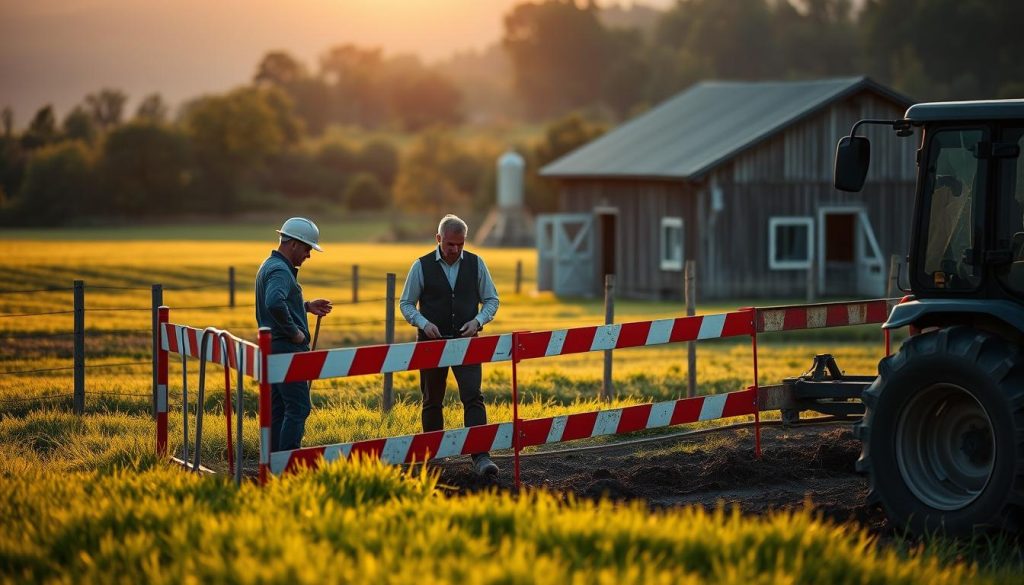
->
<box><xmin>437</xmin><ymin>214</ymin><xmax>468</xmax><ymax>237</ymax></box>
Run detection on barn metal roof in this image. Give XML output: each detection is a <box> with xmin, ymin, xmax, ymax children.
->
<box><xmin>540</xmin><ymin>76</ymin><xmax>911</xmax><ymax>180</ymax></box>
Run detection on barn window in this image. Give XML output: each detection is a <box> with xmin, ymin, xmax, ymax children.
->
<box><xmin>769</xmin><ymin>217</ymin><xmax>814</xmax><ymax>269</ymax></box>
<box><xmin>660</xmin><ymin>217</ymin><xmax>684</xmax><ymax>271</ymax></box>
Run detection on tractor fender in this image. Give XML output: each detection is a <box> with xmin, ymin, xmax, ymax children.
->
<box><xmin>885</xmin><ymin>298</ymin><xmax>1024</xmax><ymax>332</ymax></box>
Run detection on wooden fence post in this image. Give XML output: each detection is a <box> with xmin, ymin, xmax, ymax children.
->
<box><xmin>382</xmin><ymin>273</ymin><xmax>396</xmax><ymax>412</ymax></box>
<box><xmin>228</xmin><ymin>266</ymin><xmax>235</xmax><ymax>308</ymax></box>
<box><xmin>685</xmin><ymin>261</ymin><xmax>697</xmax><ymax>398</ymax></box>
<box><xmin>602</xmin><ymin>274</ymin><xmax>614</xmax><ymax>401</ymax></box>
<box><xmin>352</xmin><ymin>265</ymin><xmax>360</xmax><ymax>304</ymax></box>
<box><xmin>151</xmin><ymin>283</ymin><xmax>163</xmax><ymax>419</ymax></box>
<box><xmin>73</xmin><ymin>280</ymin><xmax>85</xmax><ymax>415</ymax></box>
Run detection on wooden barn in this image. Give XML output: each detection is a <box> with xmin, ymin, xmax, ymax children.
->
<box><xmin>538</xmin><ymin>77</ymin><xmax>917</xmax><ymax>300</ymax></box>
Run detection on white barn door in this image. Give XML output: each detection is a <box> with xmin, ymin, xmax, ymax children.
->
<box><xmin>536</xmin><ymin>213</ymin><xmax>595</xmax><ymax>297</ymax></box>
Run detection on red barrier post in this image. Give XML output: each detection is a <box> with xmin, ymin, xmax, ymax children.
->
<box><xmin>258</xmin><ymin>327</ymin><xmax>272</xmax><ymax>485</ymax></box>
<box><xmin>511</xmin><ymin>331</ymin><xmax>523</xmax><ymax>490</ymax></box>
<box><xmin>884</xmin><ymin>328</ymin><xmax>891</xmax><ymax>357</ymax></box>
<box><xmin>156</xmin><ymin>306</ymin><xmax>169</xmax><ymax>456</ymax></box>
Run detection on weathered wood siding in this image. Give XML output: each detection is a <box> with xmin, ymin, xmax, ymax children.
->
<box><xmin>560</xmin><ymin>180</ymin><xmax>695</xmax><ymax>300</ymax></box>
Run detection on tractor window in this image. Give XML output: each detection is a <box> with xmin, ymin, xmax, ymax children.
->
<box><xmin>918</xmin><ymin>128</ymin><xmax>985</xmax><ymax>290</ymax></box>
<box><xmin>996</xmin><ymin>127</ymin><xmax>1024</xmax><ymax>294</ymax></box>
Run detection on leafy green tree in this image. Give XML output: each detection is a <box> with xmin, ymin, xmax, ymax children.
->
<box><xmin>529</xmin><ymin>112</ymin><xmax>607</xmax><ymax>212</ymax></box>
<box><xmin>503</xmin><ymin>1</ymin><xmax>613</xmax><ymax>119</ymax></box>
<box><xmin>14</xmin><ymin>141</ymin><xmax>96</xmax><ymax>225</ymax></box>
<box><xmin>135</xmin><ymin>93</ymin><xmax>169</xmax><ymax>123</ymax></box>
<box><xmin>98</xmin><ymin>122</ymin><xmax>193</xmax><ymax>216</ymax></box>
<box><xmin>85</xmin><ymin>88</ymin><xmax>128</xmax><ymax>130</ymax></box>
<box><xmin>344</xmin><ymin>172</ymin><xmax>389</xmax><ymax>210</ymax></box>
<box><xmin>62</xmin><ymin>107</ymin><xmax>99</xmax><ymax>146</ymax></box>
<box><xmin>388</xmin><ymin>68</ymin><xmax>463</xmax><ymax>131</ymax></box>
<box><xmin>319</xmin><ymin>44</ymin><xmax>389</xmax><ymax>127</ymax></box>
<box><xmin>358</xmin><ymin>139</ymin><xmax>399</xmax><ymax>188</ymax></box>
<box><xmin>184</xmin><ymin>87</ymin><xmax>301</xmax><ymax>213</ymax></box>
<box><xmin>21</xmin><ymin>105</ymin><xmax>59</xmax><ymax>149</ymax></box>
<box><xmin>393</xmin><ymin>130</ymin><xmax>479</xmax><ymax>213</ymax></box>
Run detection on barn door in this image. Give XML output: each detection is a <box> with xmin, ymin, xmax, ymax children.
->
<box><xmin>536</xmin><ymin>213</ymin><xmax>595</xmax><ymax>297</ymax></box>
<box><xmin>855</xmin><ymin>211</ymin><xmax>885</xmax><ymax>297</ymax></box>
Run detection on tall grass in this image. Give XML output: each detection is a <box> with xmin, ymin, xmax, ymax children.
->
<box><xmin>0</xmin><ymin>458</ymin><xmax>999</xmax><ymax>584</ymax></box>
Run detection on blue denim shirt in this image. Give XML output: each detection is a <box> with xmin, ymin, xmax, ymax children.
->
<box><xmin>255</xmin><ymin>250</ymin><xmax>309</xmax><ymax>352</ymax></box>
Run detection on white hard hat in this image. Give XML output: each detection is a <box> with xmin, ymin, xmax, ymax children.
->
<box><xmin>276</xmin><ymin>217</ymin><xmax>323</xmax><ymax>252</ymax></box>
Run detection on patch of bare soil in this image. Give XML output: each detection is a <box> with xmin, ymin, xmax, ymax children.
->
<box><xmin>433</xmin><ymin>422</ymin><xmax>891</xmax><ymax>534</ymax></box>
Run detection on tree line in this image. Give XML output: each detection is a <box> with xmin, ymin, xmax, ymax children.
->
<box><xmin>2</xmin><ymin>0</ymin><xmax>1020</xmax><ymax>226</ymax></box>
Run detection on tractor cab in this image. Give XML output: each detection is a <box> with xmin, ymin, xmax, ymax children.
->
<box><xmin>837</xmin><ymin>100</ymin><xmax>1024</xmax><ymax>334</ymax></box>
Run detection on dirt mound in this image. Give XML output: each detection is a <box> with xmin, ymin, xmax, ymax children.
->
<box><xmin>434</xmin><ymin>422</ymin><xmax>891</xmax><ymax>533</ymax></box>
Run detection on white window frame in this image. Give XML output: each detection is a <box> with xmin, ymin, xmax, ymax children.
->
<box><xmin>769</xmin><ymin>216</ymin><xmax>814</xmax><ymax>270</ymax></box>
<box><xmin>660</xmin><ymin>217</ymin><xmax>684</xmax><ymax>271</ymax></box>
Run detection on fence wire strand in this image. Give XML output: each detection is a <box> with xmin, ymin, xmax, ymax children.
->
<box><xmin>0</xmin><ymin>287</ymin><xmax>73</xmax><ymax>295</ymax></box>
<box><xmin>0</xmin><ymin>365</ymin><xmax>75</xmax><ymax>376</ymax></box>
<box><xmin>0</xmin><ymin>310</ymin><xmax>75</xmax><ymax>319</ymax></box>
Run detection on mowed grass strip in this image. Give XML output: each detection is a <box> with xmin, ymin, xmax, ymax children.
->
<box><xmin>0</xmin><ymin>457</ymin><xmax>997</xmax><ymax>585</ymax></box>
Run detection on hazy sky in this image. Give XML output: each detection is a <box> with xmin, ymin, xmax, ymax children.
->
<box><xmin>0</xmin><ymin>0</ymin><xmax>672</xmax><ymax>125</ymax></box>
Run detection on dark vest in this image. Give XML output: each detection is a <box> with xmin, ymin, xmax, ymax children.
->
<box><xmin>417</xmin><ymin>250</ymin><xmax>480</xmax><ymax>340</ymax></box>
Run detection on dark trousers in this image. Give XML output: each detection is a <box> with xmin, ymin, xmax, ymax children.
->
<box><xmin>420</xmin><ymin>364</ymin><xmax>489</xmax><ymax>458</ymax></box>
<box><xmin>270</xmin><ymin>380</ymin><xmax>311</xmax><ymax>452</ymax></box>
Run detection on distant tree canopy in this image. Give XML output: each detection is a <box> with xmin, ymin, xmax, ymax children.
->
<box><xmin>2</xmin><ymin>0</ymin><xmax>1020</xmax><ymax>226</ymax></box>
<box><xmin>501</xmin><ymin>0</ymin><xmax>1020</xmax><ymax>123</ymax></box>
<box><xmin>254</xmin><ymin>44</ymin><xmax>464</xmax><ymax>134</ymax></box>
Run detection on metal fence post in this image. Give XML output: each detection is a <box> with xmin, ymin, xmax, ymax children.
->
<box><xmin>515</xmin><ymin>260</ymin><xmax>523</xmax><ymax>295</ymax></box>
<box><xmin>602</xmin><ymin>274</ymin><xmax>614</xmax><ymax>401</ymax></box>
<box><xmin>151</xmin><ymin>284</ymin><xmax>163</xmax><ymax>418</ymax></box>
<box><xmin>73</xmin><ymin>280</ymin><xmax>85</xmax><ymax>415</ymax></box>
<box><xmin>685</xmin><ymin>260</ymin><xmax>697</xmax><ymax>398</ymax></box>
<box><xmin>382</xmin><ymin>273</ymin><xmax>396</xmax><ymax>412</ymax></box>
<box><xmin>228</xmin><ymin>266</ymin><xmax>235</xmax><ymax>308</ymax></box>
<box><xmin>352</xmin><ymin>264</ymin><xmax>360</xmax><ymax>304</ymax></box>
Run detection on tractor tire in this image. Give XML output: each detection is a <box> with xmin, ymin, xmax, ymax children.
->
<box><xmin>855</xmin><ymin>326</ymin><xmax>1024</xmax><ymax>536</ymax></box>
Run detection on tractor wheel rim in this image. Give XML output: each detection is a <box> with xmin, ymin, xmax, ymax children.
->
<box><xmin>895</xmin><ymin>383</ymin><xmax>994</xmax><ymax>511</ymax></box>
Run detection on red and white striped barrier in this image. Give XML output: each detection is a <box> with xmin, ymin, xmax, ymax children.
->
<box><xmin>266</xmin><ymin>310</ymin><xmax>754</xmax><ymax>384</ymax></box>
<box><xmin>756</xmin><ymin>299</ymin><xmax>891</xmax><ymax>333</ymax></box>
<box><xmin>161</xmin><ymin>323</ymin><xmax>261</xmax><ymax>380</ymax></box>
<box><xmin>153</xmin><ymin>298</ymin><xmax>895</xmax><ymax>485</ymax></box>
<box><xmin>269</xmin><ymin>387</ymin><xmax>758</xmax><ymax>475</ymax></box>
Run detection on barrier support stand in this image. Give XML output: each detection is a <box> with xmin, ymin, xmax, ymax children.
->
<box><xmin>219</xmin><ymin>333</ymin><xmax>235</xmax><ymax>478</ymax></box>
<box><xmin>511</xmin><ymin>331</ymin><xmax>523</xmax><ymax>490</ymax></box>
<box><xmin>749</xmin><ymin>307</ymin><xmax>762</xmax><ymax>459</ymax></box>
<box><xmin>258</xmin><ymin>327</ymin><xmax>273</xmax><ymax>485</ymax></box>
<box><xmin>156</xmin><ymin>306</ymin><xmax>169</xmax><ymax>456</ymax></box>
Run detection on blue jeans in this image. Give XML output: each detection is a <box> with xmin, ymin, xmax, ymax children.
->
<box><xmin>270</xmin><ymin>380</ymin><xmax>311</xmax><ymax>452</ymax></box>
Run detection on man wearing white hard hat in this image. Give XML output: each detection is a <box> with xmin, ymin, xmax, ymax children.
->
<box><xmin>256</xmin><ymin>217</ymin><xmax>332</xmax><ymax>452</ymax></box>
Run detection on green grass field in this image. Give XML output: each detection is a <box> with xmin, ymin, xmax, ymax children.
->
<box><xmin>0</xmin><ymin>228</ymin><xmax>1017</xmax><ymax>583</ymax></box>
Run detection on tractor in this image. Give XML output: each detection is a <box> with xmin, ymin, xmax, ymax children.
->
<box><xmin>834</xmin><ymin>99</ymin><xmax>1024</xmax><ymax>535</ymax></box>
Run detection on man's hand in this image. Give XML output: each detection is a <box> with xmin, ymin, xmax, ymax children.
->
<box><xmin>290</xmin><ymin>329</ymin><xmax>307</xmax><ymax>344</ymax></box>
<box><xmin>422</xmin><ymin>322</ymin><xmax>442</xmax><ymax>339</ymax></box>
<box><xmin>306</xmin><ymin>298</ymin><xmax>332</xmax><ymax>316</ymax></box>
<box><xmin>458</xmin><ymin>319</ymin><xmax>480</xmax><ymax>337</ymax></box>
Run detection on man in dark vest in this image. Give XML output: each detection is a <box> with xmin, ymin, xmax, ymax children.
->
<box><xmin>399</xmin><ymin>214</ymin><xmax>500</xmax><ymax>476</ymax></box>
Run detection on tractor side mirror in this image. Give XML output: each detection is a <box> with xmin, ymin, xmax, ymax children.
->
<box><xmin>834</xmin><ymin>135</ymin><xmax>871</xmax><ymax>192</ymax></box>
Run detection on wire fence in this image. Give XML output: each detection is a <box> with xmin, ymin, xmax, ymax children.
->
<box><xmin>1</xmin><ymin>259</ymin><xmax>532</xmax><ymax>415</ymax></box>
